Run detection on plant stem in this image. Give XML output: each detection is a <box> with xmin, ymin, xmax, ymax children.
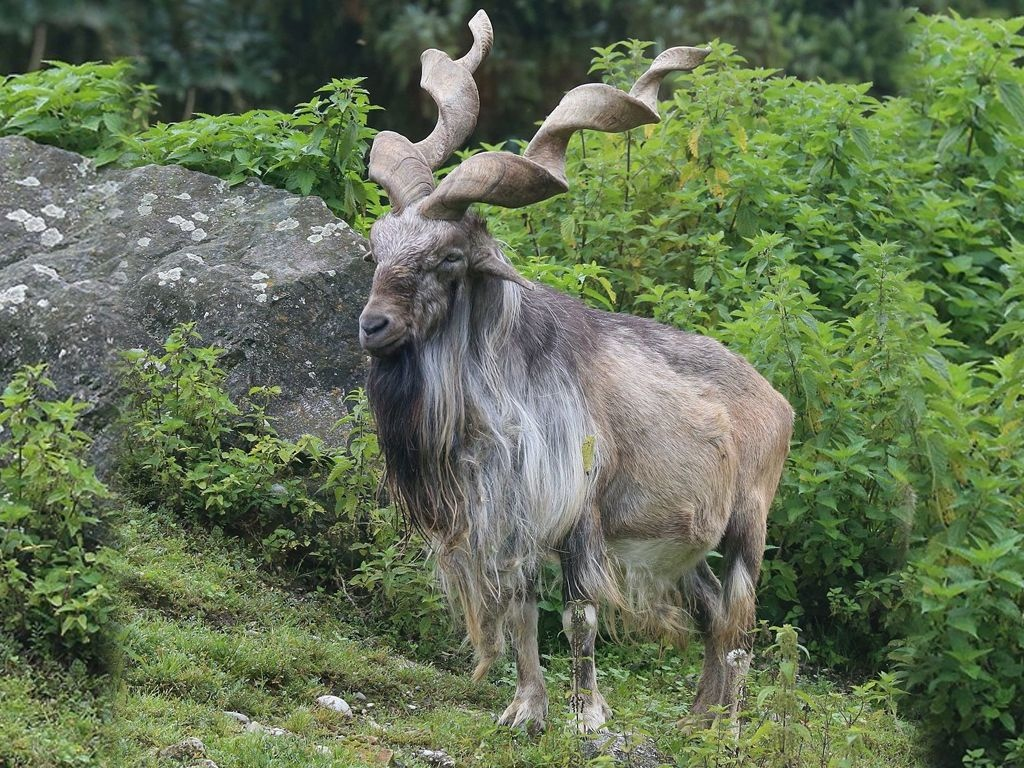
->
<box><xmin>182</xmin><ymin>87</ymin><xmax>196</xmax><ymax>121</ymax></box>
<box><xmin>28</xmin><ymin>23</ymin><xmax>47</xmax><ymax>71</ymax></box>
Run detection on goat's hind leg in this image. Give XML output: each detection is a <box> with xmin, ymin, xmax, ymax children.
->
<box><xmin>497</xmin><ymin>589</ymin><xmax>549</xmax><ymax>734</ymax></box>
<box><xmin>680</xmin><ymin>558</ymin><xmax>732</xmax><ymax>727</ymax></box>
<box><xmin>683</xmin><ymin>510</ymin><xmax>763</xmax><ymax>727</ymax></box>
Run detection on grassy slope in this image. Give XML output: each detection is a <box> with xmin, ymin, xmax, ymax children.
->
<box><xmin>3</xmin><ymin>507</ymin><xmax>928</xmax><ymax>767</ymax></box>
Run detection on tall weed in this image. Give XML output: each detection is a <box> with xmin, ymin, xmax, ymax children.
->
<box><xmin>0</xmin><ymin>365</ymin><xmax>113</xmax><ymax>664</ymax></box>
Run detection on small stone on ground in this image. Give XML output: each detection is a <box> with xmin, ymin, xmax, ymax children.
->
<box><xmin>244</xmin><ymin>720</ymin><xmax>289</xmax><ymax>736</ymax></box>
<box><xmin>416</xmin><ymin>748</ymin><xmax>456</xmax><ymax>767</ymax></box>
<box><xmin>316</xmin><ymin>694</ymin><xmax>353</xmax><ymax>716</ymax></box>
<box><xmin>582</xmin><ymin>730</ymin><xmax>667</xmax><ymax>768</ymax></box>
<box><xmin>157</xmin><ymin>737</ymin><xmax>206</xmax><ymax>761</ymax></box>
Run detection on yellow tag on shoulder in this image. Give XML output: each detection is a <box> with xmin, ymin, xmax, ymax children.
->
<box><xmin>581</xmin><ymin>435</ymin><xmax>596</xmax><ymax>474</ymax></box>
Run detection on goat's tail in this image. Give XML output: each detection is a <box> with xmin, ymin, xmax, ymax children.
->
<box><xmin>716</xmin><ymin>490</ymin><xmax>768</xmax><ymax>656</ymax></box>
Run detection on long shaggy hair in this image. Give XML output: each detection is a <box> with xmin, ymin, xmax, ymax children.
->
<box><xmin>367</xmin><ymin>273</ymin><xmax>616</xmax><ymax>652</ymax></box>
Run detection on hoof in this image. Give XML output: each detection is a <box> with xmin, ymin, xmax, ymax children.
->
<box><xmin>498</xmin><ymin>695</ymin><xmax>548</xmax><ymax>736</ymax></box>
<box><xmin>569</xmin><ymin>692</ymin><xmax>612</xmax><ymax>733</ymax></box>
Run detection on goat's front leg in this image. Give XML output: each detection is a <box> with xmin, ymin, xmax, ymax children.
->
<box><xmin>497</xmin><ymin>591</ymin><xmax>548</xmax><ymax>734</ymax></box>
<box><xmin>562</xmin><ymin>600</ymin><xmax>610</xmax><ymax>732</ymax></box>
<box><xmin>561</xmin><ymin>543</ymin><xmax>611</xmax><ymax>732</ymax></box>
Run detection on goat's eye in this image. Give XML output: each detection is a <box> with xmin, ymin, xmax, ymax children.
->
<box><xmin>440</xmin><ymin>252</ymin><xmax>463</xmax><ymax>266</ymax></box>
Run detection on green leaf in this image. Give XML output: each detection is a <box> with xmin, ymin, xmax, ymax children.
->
<box><xmin>996</xmin><ymin>79</ymin><xmax>1024</xmax><ymax>126</ymax></box>
<box><xmin>947</xmin><ymin>612</ymin><xmax>979</xmax><ymax>640</ymax></box>
<box><xmin>937</xmin><ymin>124</ymin><xmax>966</xmax><ymax>155</ymax></box>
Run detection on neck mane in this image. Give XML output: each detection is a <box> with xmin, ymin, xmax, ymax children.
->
<box><xmin>367</xmin><ymin>275</ymin><xmax>523</xmax><ymax>538</ymax></box>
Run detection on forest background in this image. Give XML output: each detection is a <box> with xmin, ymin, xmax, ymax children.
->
<box><xmin>2</xmin><ymin>0</ymin><xmax>1024</xmax><ymax>141</ymax></box>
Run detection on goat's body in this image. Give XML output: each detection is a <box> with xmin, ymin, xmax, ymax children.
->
<box><xmin>368</xmin><ymin>276</ymin><xmax>792</xmax><ymax>727</ymax></box>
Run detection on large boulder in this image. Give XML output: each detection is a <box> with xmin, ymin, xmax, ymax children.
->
<box><xmin>0</xmin><ymin>135</ymin><xmax>373</xmax><ymax>467</ymax></box>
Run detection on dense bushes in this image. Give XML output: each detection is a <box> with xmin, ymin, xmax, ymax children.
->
<box><xmin>485</xmin><ymin>14</ymin><xmax>1023</xmax><ymax>763</ymax></box>
<box><xmin>0</xmin><ymin>366</ymin><xmax>113</xmax><ymax>664</ymax></box>
<box><xmin>117</xmin><ymin>324</ymin><xmax>449</xmax><ymax>656</ymax></box>
<box><xmin>0</xmin><ymin>62</ymin><xmax>380</xmax><ymax>229</ymax></box>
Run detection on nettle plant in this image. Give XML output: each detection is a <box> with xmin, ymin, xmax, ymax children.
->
<box><xmin>114</xmin><ymin>77</ymin><xmax>382</xmax><ymax>230</ymax></box>
<box><xmin>0</xmin><ymin>365</ymin><xmax>113</xmax><ymax>663</ymax></box>
<box><xmin>118</xmin><ymin>324</ymin><xmax>363</xmax><ymax>579</ymax></box>
<box><xmin>0</xmin><ymin>59</ymin><xmax>157</xmax><ymax>155</ymax></box>
<box><xmin>117</xmin><ymin>324</ymin><xmax>450</xmax><ymax>653</ymax></box>
<box><xmin>0</xmin><ymin>61</ymin><xmax>382</xmax><ymax>229</ymax></box>
<box><xmin>678</xmin><ymin>624</ymin><xmax>909</xmax><ymax>768</ymax></box>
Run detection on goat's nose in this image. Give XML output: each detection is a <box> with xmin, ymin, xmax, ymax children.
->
<box><xmin>360</xmin><ymin>312</ymin><xmax>390</xmax><ymax>338</ymax></box>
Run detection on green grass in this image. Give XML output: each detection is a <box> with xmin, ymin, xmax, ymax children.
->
<box><xmin>1</xmin><ymin>507</ymin><xmax>929</xmax><ymax>767</ymax></box>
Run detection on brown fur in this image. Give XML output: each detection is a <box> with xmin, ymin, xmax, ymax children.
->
<box><xmin>360</xmin><ymin>208</ymin><xmax>793</xmax><ymax>733</ymax></box>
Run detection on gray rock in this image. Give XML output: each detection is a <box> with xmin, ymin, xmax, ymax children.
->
<box><xmin>222</xmin><ymin>710</ymin><xmax>250</xmax><ymax>725</ymax></box>
<box><xmin>316</xmin><ymin>694</ymin><xmax>353</xmax><ymax>716</ymax></box>
<box><xmin>244</xmin><ymin>720</ymin><xmax>290</xmax><ymax>736</ymax></box>
<box><xmin>0</xmin><ymin>136</ymin><xmax>373</xmax><ymax>468</ymax></box>
<box><xmin>157</xmin><ymin>737</ymin><xmax>206</xmax><ymax>761</ymax></box>
<box><xmin>581</xmin><ymin>730</ymin><xmax>667</xmax><ymax>768</ymax></box>
<box><xmin>416</xmin><ymin>748</ymin><xmax>456</xmax><ymax>768</ymax></box>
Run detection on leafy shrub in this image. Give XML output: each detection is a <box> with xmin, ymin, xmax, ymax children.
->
<box><xmin>0</xmin><ymin>365</ymin><xmax>113</xmax><ymax>664</ymax></box>
<box><xmin>0</xmin><ymin>59</ymin><xmax>157</xmax><ymax>155</ymax></box>
<box><xmin>893</xmin><ymin>520</ymin><xmax>1024</xmax><ymax>763</ymax></box>
<box><xmin>889</xmin><ymin>258</ymin><xmax>1024</xmax><ymax>762</ymax></box>
<box><xmin>119</xmin><ymin>324</ymin><xmax>359</xmax><ymax>579</ymax></box>
<box><xmin>117</xmin><ymin>324</ymin><xmax>451</xmax><ymax>655</ymax></box>
<box><xmin>0</xmin><ymin>61</ymin><xmax>380</xmax><ymax>229</ymax></box>
<box><xmin>347</xmin><ymin>507</ymin><xmax>452</xmax><ymax>659</ymax></box>
<box><xmin>683</xmin><ymin>624</ymin><xmax>911</xmax><ymax>767</ymax></box>
<box><xmin>112</xmin><ymin>77</ymin><xmax>381</xmax><ymax>230</ymax></box>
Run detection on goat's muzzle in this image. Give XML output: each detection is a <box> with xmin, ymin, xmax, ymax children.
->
<box><xmin>359</xmin><ymin>307</ymin><xmax>408</xmax><ymax>357</ymax></box>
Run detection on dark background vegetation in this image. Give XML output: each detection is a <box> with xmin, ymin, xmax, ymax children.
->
<box><xmin>2</xmin><ymin>0</ymin><xmax>1023</xmax><ymax>141</ymax></box>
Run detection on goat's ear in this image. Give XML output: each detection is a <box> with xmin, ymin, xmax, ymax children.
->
<box><xmin>473</xmin><ymin>249</ymin><xmax>533</xmax><ymax>290</ymax></box>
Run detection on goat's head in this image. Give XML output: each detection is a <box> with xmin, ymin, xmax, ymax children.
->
<box><xmin>360</xmin><ymin>209</ymin><xmax>523</xmax><ymax>356</ymax></box>
<box><xmin>359</xmin><ymin>10</ymin><xmax>708</xmax><ymax>357</ymax></box>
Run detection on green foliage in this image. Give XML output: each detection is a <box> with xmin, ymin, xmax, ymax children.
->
<box><xmin>0</xmin><ymin>365</ymin><xmax>113</xmax><ymax>664</ymax></box>
<box><xmin>0</xmin><ymin>654</ymin><xmax>110</xmax><ymax>768</ymax></box>
<box><xmin>3</xmin><ymin>0</ymin><xmax>1022</xmax><ymax>144</ymax></box>
<box><xmin>893</xmin><ymin>520</ymin><xmax>1024</xmax><ymax>762</ymax></box>
<box><xmin>0</xmin><ymin>59</ymin><xmax>156</xmax><ymax>154</ymax></box>
<box><xmin>113</xmin><ymin>77</ymin><xmax>382</xmax><ymax>230</ymax></box>
<box><xmin>0</xmin><ymin>61</ymin><xmax>381</xmax><ymax>229</ymax></box>
<box><xmin>117</xmin><ymin>324</ymin><xmax>450</xmax><ymax>656</ymax></box>
<box><xmin>482</xmin><ymin>14</ymin><xmax>1024</xmax><ymax>762</ymax></box>
<box><xmin>679</xmin><ymin>625</ymin><xmax>913</xmax><ymax>767</ymax></box>
<box><xmin>119</xmin><ymin>324</ymin><xmax>360</xmax><ymax>581</ymax></box>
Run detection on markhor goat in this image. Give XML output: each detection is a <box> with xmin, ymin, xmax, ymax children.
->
<box><xmin>359</xmin><ymin>11</ymin><xmax>793</xmax><ymax>733</ymax></box>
